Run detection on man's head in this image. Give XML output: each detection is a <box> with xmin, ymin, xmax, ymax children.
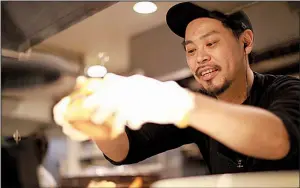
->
<box><xmin>167</xmin><ymin>2</ymin><xmax>254</xmax><ymax>96</ymax></box>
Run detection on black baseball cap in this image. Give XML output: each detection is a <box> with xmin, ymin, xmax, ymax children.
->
<box><xmin>166</xmin><ymin>2</ymin><xmax>253</xmax><ymax>38</ymax></box>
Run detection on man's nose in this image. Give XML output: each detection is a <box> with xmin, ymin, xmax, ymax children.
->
<box><xmin>196</xmin><ymin>51</ymin><xmax>211</xmax><ymax>64</ymax></box>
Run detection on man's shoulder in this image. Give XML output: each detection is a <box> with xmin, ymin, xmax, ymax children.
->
<box><xmin>254</xmin><ymin>72</ymin><xmax>299</xmax><ymax>91</ymax></box>
<box><xmin>249</xmin><ymin>72</ymin><xmax>299</xmax><ymax>106</ymax></box>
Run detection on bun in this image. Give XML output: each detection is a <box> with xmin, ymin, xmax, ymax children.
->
<box><xmin>64</xmin><ymin>80</ymin><xmax>97</xmax><ymax>121</ymax></box>
<box><xmin>63</xmin><ymin>78</ymin><xmax>121</xmax><ymax>139</ymax></box>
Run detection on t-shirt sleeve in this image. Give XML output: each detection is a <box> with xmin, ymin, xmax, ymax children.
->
<box><xmin>104</xmin><ymin>123</ymin><xmax>193</xmax><ymax>165</ymax></box>
<box><xmin>266</xmin><ymin>76</ymin><xmax>300</xmax><ymax>160</ymax></box>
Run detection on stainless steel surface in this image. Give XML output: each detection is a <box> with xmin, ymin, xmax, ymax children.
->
<box><xmin>1</xmin><ymin>2</ymin><xmax>116</xmax><ymax>51</ymax></box>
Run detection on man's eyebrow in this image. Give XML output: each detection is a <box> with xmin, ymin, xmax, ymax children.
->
<box><xmin>182</xmin><ymin>30</ymin><xmax>220</xmax><ymax>47</ymax></box>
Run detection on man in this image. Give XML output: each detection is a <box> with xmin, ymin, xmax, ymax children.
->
<box><xmin>54</xmin><ymin>2</ymin><xmax>299</xmax><ymax>174</ymax></box>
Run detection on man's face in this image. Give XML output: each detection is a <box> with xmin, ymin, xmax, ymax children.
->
<box><xmin>184</xmin><ymin>18</ymin><xmax>245</xmax><ymax>95</ymax></box>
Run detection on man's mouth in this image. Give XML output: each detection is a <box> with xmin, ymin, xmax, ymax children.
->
<box><xmin>197</xmin><ymin>67</ymin><xmax>219</xmax><ymax>81</ymax></box>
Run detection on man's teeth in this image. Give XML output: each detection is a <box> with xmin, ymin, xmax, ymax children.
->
<box><xmin>201</xmin><ymin>69</ymin><xmax>216</xmax><ymax>76</ymax></box>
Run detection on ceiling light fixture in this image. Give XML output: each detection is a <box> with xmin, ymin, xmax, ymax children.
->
<box><xmin>133</xmin><ymin>2</ymin><xmax>157</xmax><ymax>14</ymax></box>
<box><xmin>86</xmin><ymin>65</ymin><xmax>107</xmax><ymax>78</ymax></box>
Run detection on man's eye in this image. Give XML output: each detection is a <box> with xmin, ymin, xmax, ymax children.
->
<box><xmin>207</xmin><ymin>41</ymin><xmax>218</xmax><ymax>47</ymax></box>
<box><xmin>187</xmin><ymin>49</ymin><xmax>196</xmax><ymax>54</ymax></box>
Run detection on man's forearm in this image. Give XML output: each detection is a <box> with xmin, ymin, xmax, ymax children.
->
<box><xmin>93</xmin><ymin>132</ymin><xmax>129</xmax><ymax>163</ymax></box>
<box><xmin>188</xmin><ymin>93</ymin><xmax>290</xmax><ymax>160</ymax></box>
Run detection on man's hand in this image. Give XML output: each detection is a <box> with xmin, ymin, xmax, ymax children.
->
<box><xmin>84</xmin><ymin>73</ymin><xmax>196</xmax><ymax>136</ymax></box>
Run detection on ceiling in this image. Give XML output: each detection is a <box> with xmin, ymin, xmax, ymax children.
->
<box><xmin>39</xmin><ymin>2</ymin><xmax>179</xmax><ymax>54</ymax></box>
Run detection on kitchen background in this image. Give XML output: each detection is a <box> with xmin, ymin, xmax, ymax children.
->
<box><xmin>2</xmin><ymin>1</ymin><xmax>299</xmax><ymax>187</ymax></box>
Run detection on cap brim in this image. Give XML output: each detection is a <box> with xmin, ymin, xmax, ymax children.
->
<box><xmin>166</xmin><ymin>2</ymin><xmax>211</xmax><ymax>38</ymax></box>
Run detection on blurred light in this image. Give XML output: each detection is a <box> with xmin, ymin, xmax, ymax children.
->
<box><xmin>87</xmin><ymin>65</ymin><xmax>107</xmax><ymax>78</ymax></box>
<box><xmin>75</xmin><ymin>75</ymin><xmax>87</xmax><ymax>88</ymax></box>
<box><xmin>133</xmin><ymin>2</ymin><xmax>157</xmax><ymax>14</ymax></box>
<box><xmin>98</xmin><ymin>52</ymin><xmax>105</xmax><ymax>59</ymax></box>
<box><xmin>103</xmin><ymin>56</ymin><xmax>110</xmax><ymax>62</ymax></box>
<box><xmin>76</xmin><ymin>75</ymin><xmax>86</xmax><ymax>84</ymax></box>
<box><xmin>95</xmin><ymin>168</ymin><xmax>104</xmax><ymax>176</ymax></box>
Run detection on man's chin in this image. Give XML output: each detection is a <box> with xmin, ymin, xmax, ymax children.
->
<box><xmin>205</xmin><ymin>81</ymin><xmax>231</xmax><ymax>96</ymax></box>
<box><xmin>205</xmin><ymin>87</ymin><xmax>222</xmax><ymax>95</ymax></box>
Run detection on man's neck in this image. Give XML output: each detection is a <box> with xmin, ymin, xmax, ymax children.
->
<box><xmin>217</xmin><ymin>69</ymin><xmax>254</xmax><ymax>104</ymax></box>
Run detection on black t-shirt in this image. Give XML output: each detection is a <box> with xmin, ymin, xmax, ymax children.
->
<box><xmin>105</xmin><ymin>72</ymin><xmax>300</xmax><ymax>174</ymax></box>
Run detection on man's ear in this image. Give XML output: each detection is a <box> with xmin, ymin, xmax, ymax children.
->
<box><xmin>242</xmin><ymin>29</ymin><xmax>254</xmax><ymax>55</ymax></box>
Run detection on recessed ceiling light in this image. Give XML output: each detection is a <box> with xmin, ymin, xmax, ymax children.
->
<box><xmin>133</xmin><ymin>2</ymin><xmax>157</xmax><ymax>14</ymax></box>
<box><xmin>86</xmin><ymin>65</ymin><xmax>107</xmax><ymax>78</ymax></box>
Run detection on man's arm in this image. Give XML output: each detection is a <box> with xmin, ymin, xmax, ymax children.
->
<box><xmin>188</xmin><ymin>77</ymin><xmax>299</xmax><ymax>160</ymax></box>
<box><xmin>97</xmin><ymin>123</ymin><xmax>193</xmax><ymax>165</ymax></box>
<box><xmin>93</xmin><ymin>132</ymin><xmax>130</xmax><ymax>163</ymax></box>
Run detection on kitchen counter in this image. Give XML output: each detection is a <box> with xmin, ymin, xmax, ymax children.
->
<box><xmin>151</xmin><ymin>170</ymin><xmax>299</xmax><ymax>187</ymax></box>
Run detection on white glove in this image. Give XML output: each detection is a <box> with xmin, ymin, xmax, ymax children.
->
<box><xmin>84</xmin><ymin>73</ymin><xmax>196</xmax><ymax>136</ymax></box>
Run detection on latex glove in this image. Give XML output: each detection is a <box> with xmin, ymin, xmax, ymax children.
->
<box><xmin>84</xmin><ymin>73</ymin><xmax>196</xmax><ymax>136</ymax></box>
